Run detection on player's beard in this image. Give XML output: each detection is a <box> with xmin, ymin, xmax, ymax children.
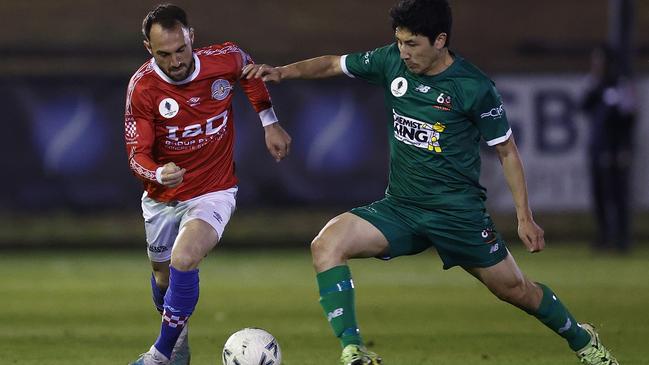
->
<box><xmin>167</xmin><ymin>59</ymin><xmax>194</xmax><ymax>81</ymax></box>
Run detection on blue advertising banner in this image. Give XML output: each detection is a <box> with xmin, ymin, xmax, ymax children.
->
<box><xmin>2</xmin><ymin>75</ymin><xmax>647</xmax><ymax>213</ymax></box>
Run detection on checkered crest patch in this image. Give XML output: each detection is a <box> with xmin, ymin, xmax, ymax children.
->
<box><xmin>125</xmin><ymin>119</ymin><xmax>137</xmax><ymax>141</ymax></box>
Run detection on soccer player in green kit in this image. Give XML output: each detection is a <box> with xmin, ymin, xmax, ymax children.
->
<box><xmin>243</xmin><ymin>1</ymin><xmax>620</xmax><ymax>364</ymax></box>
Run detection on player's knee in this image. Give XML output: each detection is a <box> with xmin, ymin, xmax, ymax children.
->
<box><xmin>311</xmin><ymin>231</ymin><xmax>345</xmax><ymax>271</ymax></box>
<box><xmin>492</xmin><ymin>277</ymin><xmax>528</xmax><ymax>305</ymax></box>
<box><xmin>170</xmin><ymin>251</ymin><xmax>201</xmax><ymax>271</ymax></box>
<box><xmin>311</xmin><ymin>234</ymin><xmax>332</xmax><ymax>264</ymax></box>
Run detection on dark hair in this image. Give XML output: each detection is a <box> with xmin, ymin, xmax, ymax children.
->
<box><xmin>142</xmin><ymin>4</ymin><xmax>189</xmax><ymax>40</ymax></box>
<box><xmin>389</xmin><ymin>0</ymin><xmax>452</xmax><ymax>47</ymax></box>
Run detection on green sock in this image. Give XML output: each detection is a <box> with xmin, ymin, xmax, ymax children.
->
<box><xmin>532</xmin><ymin>283</ymin><xmax>591</xmax><ymax>351</ymax></box>
<box><xmin>317</xmin><ymin>265</ymin><xmax>363</xmax><ymax>348</ymax></box>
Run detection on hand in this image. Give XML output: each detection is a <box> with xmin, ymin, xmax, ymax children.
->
<box><xmin>517</xmin><ymin>218</ymin><xmax>545</xmax><ymax>253</ymax></box>
<box><xmin>159</xmin><ymin>162</ymin><xmax>186</xmax><ymax>188</ymax></box>
<box><xmin>242</xmin><ymin>64</ymin><xmax>282</xmax><ymax>83</ymax></box>
<box><xmin>264</xmin><ymin>123</ymin><xmax>291</xmax><ymax>162</ymax></box>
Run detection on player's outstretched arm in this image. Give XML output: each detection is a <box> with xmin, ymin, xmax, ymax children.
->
<box><xmin>494</xmin><ymin>137</ymin><xmax>545</xmax><ymax>253</ymax></box>
<box><xmin>242</xmin><ymin>55</ymin><xmax>343</xmax><ymax>82</ymax></box>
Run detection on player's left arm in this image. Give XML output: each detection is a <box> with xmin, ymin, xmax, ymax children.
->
<box><xmin>494</xmin><ymin>137</ymin><xmax>545</xmax><ymax>253</ymax></box>
<box><xmin>235</xmin><ymin>46</ymin><xmax>292</xmax><ymax>162</ymax></box>
<box><xmin>473</xmin><ymin>80</ymin><xmax>544</xmax><ymax>252</ymax></box>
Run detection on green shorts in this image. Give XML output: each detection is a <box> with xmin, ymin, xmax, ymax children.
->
<box><xmin>350</xmin><ymin>197</ymin><xmax>508</xmax><ymax>269</ymax></box>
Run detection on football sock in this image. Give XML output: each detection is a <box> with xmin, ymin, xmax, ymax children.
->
<box><xmin>532</xmin><ymin>283</ymin><xmax>591</xmax><ymax>351</ymax></box>
<box><xmin>317</xmin><ymin>265</ymin><xmax>363</xmax><ymax>348</ymax></box>
<box><xmin>150</xmin><ymin>273</ymin><xmax>166</xmax><ymax>313</ymax></box>
<box><xmin>154</xmin><ymin>266</ymin><xmax>199</xmax><ymax>359</ymax></box>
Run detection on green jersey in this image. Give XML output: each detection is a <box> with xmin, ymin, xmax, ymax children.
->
<box><xmin>343</xmin><ymin>43</ymin><xmax>511</xmax><ymax>210</ymax></box>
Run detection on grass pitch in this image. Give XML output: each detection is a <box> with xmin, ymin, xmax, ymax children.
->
<box><xmin>1</xmin><ymin>244</ymin><xmax>648</xmax><ymax>365</ymax></box>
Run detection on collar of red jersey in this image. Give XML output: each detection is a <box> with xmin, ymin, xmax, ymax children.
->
<box><xmin>151</xmin><ymin>53</ymin><xmax>201</xmax><ymax>85</ymax></box>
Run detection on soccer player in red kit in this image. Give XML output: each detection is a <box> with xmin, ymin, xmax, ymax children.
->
<box><xmin>124</xmin><ymin>4</ymin><xmax>291</xmax><ymax>365</ymax></box>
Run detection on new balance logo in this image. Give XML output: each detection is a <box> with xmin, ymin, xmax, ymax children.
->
<box><xmin>489</xmin><ymin>243</ymin><xmax>499</xmax><ymax>254</ymax></box>
<box><xmin>327</xmin><ymin>308</ymin><xmax>344</xmax><ymax>322</ymax></box>
<box><xmin>558</xmin><ymin>318</ymin><xmax>572</xmax><ymax>334</ymax></box>
<box><xmin>415</xmin><ymin>84</ymin><xmax>431</xmax><ymax>93</ymax></box>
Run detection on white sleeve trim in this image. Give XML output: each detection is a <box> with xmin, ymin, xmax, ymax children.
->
<box><xmin>155</xmin><ymin>166</ymin><xmax>164</xmax><ymax>184</ymax></box>
<box><xmin>340</xmin><ymin>55</ymin><xmax>355</xmax><ymax>78</ymax></box>
<box><xmin>485</xmin><ymin>128</ymin><xmax>512</xmax><ymax>146</ymax></box>
<box><xmin>259</xmin><ymin>107</ymin><xmax>279</xmax><ymax>126</ymax></box>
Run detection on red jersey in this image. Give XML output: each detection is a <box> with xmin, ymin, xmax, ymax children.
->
<box><xmin>124</xmin><ymin>42</ymin><xmax>276</xmax><ymax>202</ymax></box>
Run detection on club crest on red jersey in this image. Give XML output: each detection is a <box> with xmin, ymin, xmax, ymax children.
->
<box><xmin>159</xmin><ymin>98</ymin><xmax>179</xmax><ymax>119</ymax></box>
<box><xmin>125</xmin><ymin>119</ymin><xmax>138</xmax><ymax>142</ymax></box>
<box><xmin>211</xmin><ymin>79</ymin><xmax>232</xmax><ymax>101</ymax></box>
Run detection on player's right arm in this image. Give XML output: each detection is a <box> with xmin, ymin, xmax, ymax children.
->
<box><xmin>243</xmin><ymin>45</ymin><xmax>392</xmax><ymax>85</ymax></box>
<box><xmin>125</xmin><ymin>79</ymin><xmax>185</xmax><ymax>188</ymax></box>
<box><xmin>241</xmin><ymin>55</ymin><xmax>343</xmax><ymax>82</ymax></box>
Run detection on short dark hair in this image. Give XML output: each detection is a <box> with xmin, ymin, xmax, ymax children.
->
<box><xmin>389</xmin><ymin>0</ymin><xmax>452</xmax><ymax>47</ymax></box>
<box><xmin>142</xmin><ymin>4</ymin><xmax>189</xmax><ymax>41</ymax></box>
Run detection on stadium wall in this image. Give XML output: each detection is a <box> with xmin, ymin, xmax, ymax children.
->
<box><xmin>1</xmin><ymin>75</ymin><xmax>646</xmax><ymax>213</ymax></box>
<box><xmin>483</xmin><ymin>75</ymin><xmax>647</xmax><ymax>212</ymax></box>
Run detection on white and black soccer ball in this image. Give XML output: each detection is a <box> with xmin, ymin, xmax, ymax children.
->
<box><xmin>222</xmin><ymin>328</ymin><xmax>282</xmax><ymax>365</ymax></box>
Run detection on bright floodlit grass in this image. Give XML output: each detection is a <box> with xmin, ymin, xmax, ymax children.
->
<box><xmin>1</xmin><ymin>243</ymin><xmax>648</xmax><ymax>365</ymax></box>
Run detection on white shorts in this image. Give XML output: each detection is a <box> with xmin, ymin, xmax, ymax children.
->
<box><xmin>141</xmin><ymin>187</ymin><xmax>238</xmax><ymax>262</ymax></box>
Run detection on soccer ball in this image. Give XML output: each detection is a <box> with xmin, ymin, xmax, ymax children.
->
<box><xmin>222</xmin><ymin>328</ymin><xmax>282</xmax><ymax>365</ymax></box>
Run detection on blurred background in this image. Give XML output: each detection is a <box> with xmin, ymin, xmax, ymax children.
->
<box><xmin>1</xmin><ymin>0</ymin><xmax>647</xmax><ymax>250</ymax></box>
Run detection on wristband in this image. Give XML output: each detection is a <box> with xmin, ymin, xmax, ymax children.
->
<box><xmin>259</xmin><ymin>107</ymin><xmax>278</xmax><ymax>127</ymax></box>
<box><xmin>155</xmin><ymin>166</ymin><xmax>164</xmax><ymax>184</ymax></box>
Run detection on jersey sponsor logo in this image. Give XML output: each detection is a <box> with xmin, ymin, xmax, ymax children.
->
<box><xmin>433</xmin><ymin>92</ymin><xmax>452</xmax><ymax>111</ymax></box>
<box><xmin>159</xmin><ymin>98</ymin><xmax>180</xmax><ymax>118</ymax></box>
<box><xmin>392</xmin><ymin>109</ymin><xmax>445</xmax><ymax>153</ymax></box>
<box><xmin>211</xmin><ymin>79</ymin><xmax>232</xmax><ymax>101</ymax></box>
<box><xmin>415</xmin><ymin>84</ymin><xmax>431</xmax><ymax>93</ymax></box>
<box><xmin>480</xmin><ymin>103</ymin><xmax>504</xmax><ymax>119</ymax></box>
<box><xmin>390</xmin><ymin>77</ymin><xmax>408</xmax><ymax>97</ymax></box>
<box><xmin>164</xmin><ymin>110</ymin><xmax>229</xmax><ymax>151</ymax></box>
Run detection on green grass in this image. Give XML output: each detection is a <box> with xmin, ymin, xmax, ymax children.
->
<box><xmin>1</xmin><ymin>244</ymin><xmax>648</xmax><ymax>365</ymax></box>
